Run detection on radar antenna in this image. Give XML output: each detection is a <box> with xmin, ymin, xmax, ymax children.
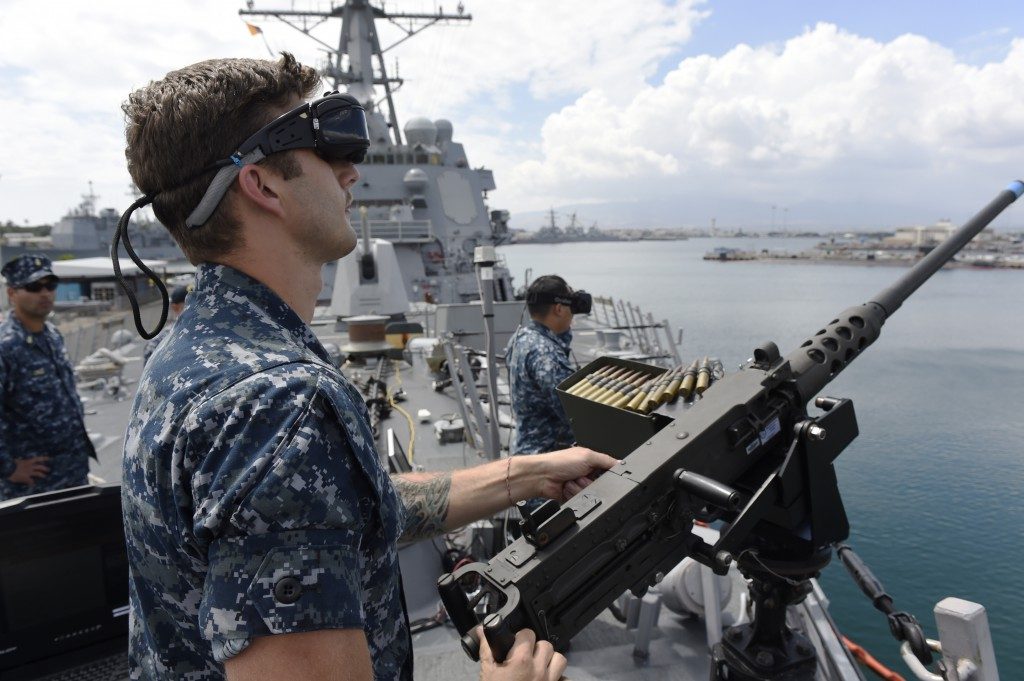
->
<box><xmin>74</xmin><ymin>181</ymin><xmax>98</xmax><ymax>218</ymax></box>
<box><xmin>240</xmin><ymin>1</ymin><xmax>472</xmax><ymax>145</ymax></box>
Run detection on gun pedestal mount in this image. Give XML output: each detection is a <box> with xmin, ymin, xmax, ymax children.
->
<box><xmin>711</xmin><ymin>549</ymin><xmax>829</xmax><ymax>681</ymax></box>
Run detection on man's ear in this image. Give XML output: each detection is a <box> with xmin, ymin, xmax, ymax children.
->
<box><xmin>236</xmin><ymin>164</ymin><xmax>286</xmax><ymax>219</ymax></box>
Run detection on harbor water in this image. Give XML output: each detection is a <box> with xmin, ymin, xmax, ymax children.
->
<box><xmin>500</xmin><ymin>238</ymin><xmax>1024</xmax><ymax>676</ymax></box>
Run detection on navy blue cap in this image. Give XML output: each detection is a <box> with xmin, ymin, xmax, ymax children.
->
<box><xmin>2</xmin><ymin>254</ymin><xmax>58</xmax><ymax>288</ymax></box>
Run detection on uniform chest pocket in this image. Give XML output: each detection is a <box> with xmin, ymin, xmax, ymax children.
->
<box><xmin>18</xmin><ymin>359</ymin><xmax>60</xmax><ymax>396</ymax></box>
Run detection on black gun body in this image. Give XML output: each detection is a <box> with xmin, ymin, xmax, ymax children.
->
<box><xmin>444</xmin><ymin>183</ymin><xmax>1023</xmax><ymax>664</ymax></box>
<box><xmin>468</xmin><ymin>366</ymin><xmax>810</xmax><ymax>649</ymax></box>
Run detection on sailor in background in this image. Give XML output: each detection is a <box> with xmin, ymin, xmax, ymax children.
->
<box><xmin>118</xmin><ymin>53</ymin><xmax>613</xmax><ymax>680</ymax></box>
<box><xmin>0</xmin><ymin>254</ymin><xmax>96</xmax><ymax>501</ymax></box>
<box><xmin>506</xmin><ymin>275</ymin><xmax>589</xmax><ymax>455</ymax></box>
<box><xmin>142</xmin><ymin>283</ymin><xmax>190</xmax><ymax>365</ymax></box>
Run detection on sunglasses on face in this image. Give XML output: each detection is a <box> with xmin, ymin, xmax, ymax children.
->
<box><xmin>21</xmin><ymin>280</ymin><xmax>58</xmax><ymax>293</ymax></box>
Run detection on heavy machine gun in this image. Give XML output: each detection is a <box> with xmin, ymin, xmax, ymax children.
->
<box><xmin>438</xmin><ymin>181</ymin><xmax>1024</xmax><ymax>680</ymax></box>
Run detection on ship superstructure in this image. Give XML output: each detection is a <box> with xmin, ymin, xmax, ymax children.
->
<box><xmin>241</xmin><ymin>1</ymin><xmax>515</xmax><ymax>310</ymax></box>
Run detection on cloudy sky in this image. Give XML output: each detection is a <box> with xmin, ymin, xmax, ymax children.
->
<box><xmin>1</xmin><ymin>0</ymin><xmax>1022</xmax><ymax>230</ymax></box>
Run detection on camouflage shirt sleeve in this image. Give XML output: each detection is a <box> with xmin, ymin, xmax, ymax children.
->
<box><xmin>188</xmin><ymin>369</ymin><xmax>374</xmax><ymax>662</ymax></box>
<box><xmin>0</xmin><ymin>353</ymin><xmax>12</xmax><ymax>479</ymax></box>
<box><xmin>527</xmin><ymin>342</ymin><xmax>575</xmax><ymax>396</ymax></box>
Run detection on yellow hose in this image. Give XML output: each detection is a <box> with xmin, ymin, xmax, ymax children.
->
<box><xmin>388</xmin><ymin>361</ymin><xmax>417</xmax><ymax>462</ymax></box>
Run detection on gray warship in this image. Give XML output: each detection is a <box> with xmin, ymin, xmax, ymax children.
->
<box><xmin>0</xmin><ymin>2</ymin><xmax>1006</xmax><ymax>681</ymax></box>
<box><xmin>1</xmin><ymin>183</ymin><xmax>183</xmax><ymax>263</ymax></box>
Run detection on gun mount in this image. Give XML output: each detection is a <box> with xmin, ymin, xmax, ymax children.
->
<box><xmin>439</xmin><ymin>182</ymin><xmax>1023</xmax><ymax>679</ymax></box>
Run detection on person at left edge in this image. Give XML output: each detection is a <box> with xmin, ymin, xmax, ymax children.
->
<box><xmin>0</xmin><ymin>254</ymin><xmax>97</xmax><ymax>501</ymax></box>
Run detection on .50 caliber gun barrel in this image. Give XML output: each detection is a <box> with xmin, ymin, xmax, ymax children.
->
<box><xmin>789</xmin><ymin>180</ymin><xmax>1024</xmax><ymax>401</ymax></box>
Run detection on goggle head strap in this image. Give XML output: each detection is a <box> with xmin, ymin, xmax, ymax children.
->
<box><xmin>111</xmin><ymin>193</ymin><xmax>169</xmax><ymax>340</ymax></box>
<box><xmin>185</xmin><ymin>148</ymin><xmax>266</xmax><ymax>229</ymax></box>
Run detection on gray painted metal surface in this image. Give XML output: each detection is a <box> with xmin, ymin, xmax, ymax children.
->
<box><xmin>935</xmin><ymin>598</ymin><xmax>1000</xmax><ymax>681</ymax></box>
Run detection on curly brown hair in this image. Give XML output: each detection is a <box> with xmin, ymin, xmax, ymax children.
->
<box><xmin>122</xmin><ymin>53</ymin><xmax>320</xmax><ymax>264</ymax></box>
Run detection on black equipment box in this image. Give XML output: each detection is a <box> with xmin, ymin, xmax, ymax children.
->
<box><xmin>557</xmin><ymin>356</ymin><xmax>673</xmax><ymax>458</ymax></box>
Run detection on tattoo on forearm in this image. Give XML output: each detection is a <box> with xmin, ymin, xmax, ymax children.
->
<box><xmin>393</xmin><ymin>473</ymin><xmax>452</xmax><ymax>541</ymax></box>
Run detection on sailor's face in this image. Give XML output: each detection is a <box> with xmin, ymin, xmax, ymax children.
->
<box><xmin>552</xmin><ymin>303</ymin><xmax>574</xmax><ymax>334</ymax></box>
<box><xmin>288</xmin><ymin>149</ymin><xmax>360</xmax><ymax>261</ymax></box>
<box><xmin>8</xmin><ymin>277</ymin><xmax>56</xmax><ymax>320</ymax></box>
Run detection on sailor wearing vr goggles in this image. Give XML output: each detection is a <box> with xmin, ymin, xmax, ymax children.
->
<box><xmin>118</xmin><ymin>54</ymin><xmax>614</xmax><ymax>681</ymax></box>
<box><xmin>506</xmin><ymin>275</ymin><xmax>592</xmax><ymax>457</ymax></box>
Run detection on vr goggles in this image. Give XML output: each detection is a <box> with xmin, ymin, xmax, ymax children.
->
<box><xmin>186</xmin><ymin>92</ymin><xmax>370</xmax><ymax>228</ymax></box>
<box><xmin>111</xmin><ymin>92</ymin><xmax>370</xmax><ymax>340</ymax></box>
<box><xmin>526</xmin><ymin>289</ymin><xmax>593</xmax><ymax>315</ymax></box>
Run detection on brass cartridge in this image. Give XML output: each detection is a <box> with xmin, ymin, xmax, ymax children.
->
<box><xmin>596</xmin><ymin>372</ymin><xmax>652</xmax><ymax>406</ymax></box>
<box><xmin>576</xmin><ymin>368</ymin><xmax>632</xmax><ymax>400</ymax></box>
<box><xmin>696</xmin><ymin>356</ymin><xmax>711</xmax><ymax>395</ymax></box>
<box><xmin>680</xmin><ymin>360</ymin><xmax>699</xmax><ymax>399</ymax></box>
<box><xmin>566</xmin><ymin>365</ymin><xmax>614</xmax><ymax>395</ymax></box>
<box><xmin>625</xmin><ymin>377</ymin><xmax>658</xmax><ymax>411</ymax></box>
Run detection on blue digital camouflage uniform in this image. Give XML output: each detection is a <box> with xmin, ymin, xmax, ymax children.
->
<box><xmin>143</xmin><ymin>285</ymin><xmax>189</xmax><ymax>365</ymax></box>
<box><xmin>122</xmin><ymin>264</ymin><xmax>411</xmax><ymax>680</ymax></box>
<box><xmin>0</xmin><ymin>313</ymin><xmax>94</xmax><ymax>501</ymax></box>
<box><xmin>505</xmin><ymin>320</ymin><xmax>576</xmax><ymax>454</ymax></box>
<box><xmin>141</xmin><ymin>320</ymin><xmax>173</xmax><ymax>366</ymax></box>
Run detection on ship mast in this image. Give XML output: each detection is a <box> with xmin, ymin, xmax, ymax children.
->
<box><xmin>240</xmin><ymin>0</ymin><xmax>471</xmax><ymax>146</ymax></box>
<box><xmin>75</xmin><ymin>181</ymin><xmax>98</xmax><ymax>218</ymax></box>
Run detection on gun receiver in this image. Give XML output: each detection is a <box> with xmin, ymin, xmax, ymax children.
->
<box><xmin>439</xmin><ymin>182</ymin><xmax>1024</xmax><ymax>669</ymax></box>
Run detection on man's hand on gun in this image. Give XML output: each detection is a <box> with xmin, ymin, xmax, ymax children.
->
<box><xmin>479</xmin><ymin>627</ymin><xmax>567</xmax><ymax>681</ymax></box>
<box><xmin>471</xmin><ymin>446</ymin><xmax>614</xmax><ymax>678</ymax></box>
<box><xmin>529</xmin><ymin>446</ymin><xmax>619</xmax><ymax>501</ymax></box>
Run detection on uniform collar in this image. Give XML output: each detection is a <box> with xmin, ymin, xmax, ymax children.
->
<box><xmin>4</xmin><ymin>312</ymin><xmax>50</xmax><ymax>343</ymax></box>
<box><xmin>194</xmin><ymin>263</ymin><xmax>331</xmax><ymax>364</ymax></box>
<box><xmin>528</xmin><ymin>319</ymin><xmax>572</xmax><ymax>350</ymax></box>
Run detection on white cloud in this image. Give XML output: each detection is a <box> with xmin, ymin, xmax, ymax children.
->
<box><xmin>0</xmin><ymin>0</ymin><xmax>705</xmax><ymax>224</ymax></box>
<box><xmin>0</xmin><ymin>4</ymin><xmax>1021</xmax><ymax>230</ymax></box>
<box><xmin>0</xmin><ymin>0</ymin><xmax>264</xmax><ymax>223</ymax></box>
<box><xmin>379</xmin><ymin>0</ymin><xmax>707</xmax><ymax>109</ymax></box>
<box><xmin>496</xmin><ymin>24</ymin><xmax>1024</xmax><ymax>222</ymax></box>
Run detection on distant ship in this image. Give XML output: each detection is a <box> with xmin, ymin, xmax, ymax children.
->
<box><xmin>1</xmin><ymin>183</ymin><xmax>184</xmax><ymax>262</ymax></box>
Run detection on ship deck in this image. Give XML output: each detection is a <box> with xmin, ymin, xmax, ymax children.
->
<box><xmin>71</xmin><ymin>303</ymin><xmax>865</xmax><ymax>680</ymax></box>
